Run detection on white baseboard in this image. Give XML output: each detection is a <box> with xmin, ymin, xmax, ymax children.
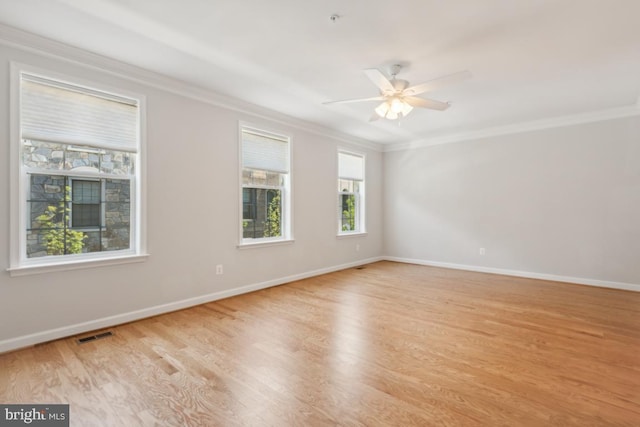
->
<box><xmin>4</xmin><ymin>254</ymin><xmax>635</xmax><ymax>353</ymax></box>
<box><xmin>0</xmin><ymin>256</ymin><xmax>384</xmax><ymax>354</ymax></box>
<box><xmin>384</xmin><ymin>256</ymin><xmax>640</xmax><ymax>292</ymax></box>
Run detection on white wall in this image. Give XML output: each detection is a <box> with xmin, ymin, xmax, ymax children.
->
<box><xmin>0</xmin><ymin>40</ymin><xmax>383</xmax><ymax>351</ymax></box>
<box><xmin>384</xmin><ymin>116</ymin><xmax>640</xmax><ymax>288</ymax></box>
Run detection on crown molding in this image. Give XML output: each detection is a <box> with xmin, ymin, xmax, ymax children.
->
<box><xmin>384</xmin><ymin>105</ymin><xmax>640</xmax><ymax>152</ymax></box>
<box><xmin>0</xmin><ymin>24</ymin><xmax>382</xmax><ymax>153</ymax></box>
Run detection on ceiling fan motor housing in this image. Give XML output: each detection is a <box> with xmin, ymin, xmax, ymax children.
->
<box><xmin>390</xmin><ymin>79</ymin><xmax>409</xmax><ymax>93</ymax></box>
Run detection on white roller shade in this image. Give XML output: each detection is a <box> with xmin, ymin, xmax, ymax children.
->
<box><xmin>21</xmin><ymin>75</ymin><xmax>139</xmax><ymax>153</ymax></box>
<box><xmin>338</xmin><ymin>152</ymin><xmax>364</xmax><ymax>181</ymax></box>
<box><xmin>242</xmin><ymin>129</ymin><xmax>289</xmax><ymax>173</ymax></box>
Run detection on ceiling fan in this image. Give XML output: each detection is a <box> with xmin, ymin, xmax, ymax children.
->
<box><xmin>324</xmin><ymin>64</ymin><xmax>471</xmax><ymax>121</ymax></box>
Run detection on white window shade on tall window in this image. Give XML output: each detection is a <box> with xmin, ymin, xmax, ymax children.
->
<box><xmin>240</xmin><ymin>126</ymin><xmax>291</xmax><ymax>243</ymax></box>
<box><xmin>21</xmin><ymin>75</ymin><xmax>139</xmax><ymax>153</ymax></box>
<box><xmin>338</xmin><ymin>152</ymin><xmax>364</xmax><ymax>181</ymax></box>
<box><xmin>242</xmin><ymin>129</ymin><xmax>289</xmax><ymax>173</ymax></box>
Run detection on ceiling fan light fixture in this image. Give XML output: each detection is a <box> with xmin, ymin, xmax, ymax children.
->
<box><xmin>374</xmin><ymin>101</ymin><xmax>390</xmax><ymax>117</ymax></box>
<box><xmin>325</xmin><ymin>66</ymin><xmax>471</xmax><ymax>122</ymax></box>
<box><xmin>386</xmin><ymin>110</ymin><xmax>399</xmax><ymax>120</ymax></box>
<box><xmin>374</xmin><ymin>99</ymin><xmax>411</xmax><ymax>120</ymax></box>
<box><xmin>390</xmin><ymin>97</ymin><xmax>405</xmax><ymax>114</ymax></box>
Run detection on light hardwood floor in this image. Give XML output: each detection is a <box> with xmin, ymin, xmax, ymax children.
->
<box><xmin>1</xmin><ymin>261</ymin><xmax>639</xmax><ymax>426</ymax></box>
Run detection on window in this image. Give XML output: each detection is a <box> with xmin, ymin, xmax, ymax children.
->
<box><xmin>240</xmin><ymin>126</ymin><xmax>291</xmax><ymax>244</ymax></box>
<box><xmin>71</xmin><ymin>179</ymin><xmax>101</xmax><ymax>228</ymax></box>
<box><xmin>338</xmin><ymin>151</ymin><xmax>365</xmax><ymax>234</ymax></box>
<box><xmin>10</xmin><ymin>67</ymin><xmax>144</xmax><ymax>273</ymax></box>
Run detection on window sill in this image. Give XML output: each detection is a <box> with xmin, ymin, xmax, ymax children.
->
<box><xmin>337</xmin><ymin>232</ymin><xmax>368</xmax><ymax>239</ymax></box>
<box><xmin>237</xmin><ymin>239</ymin><xmax>295</xmax><ymax>250</ymax></box>
<box><xmin>7</xmin><ymin>253</ymin><xmax>150</xmax><ymax>277</ymax></box>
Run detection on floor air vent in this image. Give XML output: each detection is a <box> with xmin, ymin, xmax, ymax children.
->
<box><xmin>355</xmin><ymin>266</ymin><xmax>366</xmax><ymax>270</ymax></box>
<box><xmin>77</xmin><ymin>331</ymin><xmax>113</xmax><ymax>344</ymax></box>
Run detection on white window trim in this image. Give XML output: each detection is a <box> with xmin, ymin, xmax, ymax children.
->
<box><xmin>8</xmin><ymin>62</ymin><xmax>148</xmax><ymax>276</ymax></box>
<box><xmin>337</xmin><ymin>149</ymin><xmax>366</xmax><ymax>236</ymax></box>
<box><xmin>238</xmin><ymin>122</ymin><xmax>294</xmax><ymax>247</ymax></box>
<box><xmin>7</xmin><ymin>253</ymin><xmax>150</xmax><ymax>277</ymax></box>
<box><xmin>336</xmin><ymin>232</ymin><xmax>368</xmax><ymax>239</ymax></box>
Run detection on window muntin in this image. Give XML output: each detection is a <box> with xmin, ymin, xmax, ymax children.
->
<box><xmin>338</xmin><ymin>151</ymin><xmax>365</xmax><ymax>234</ymax></box>
<box><xmin>240</xmin><ymin>127</ymin><xmax>291</xmax><ymax>243</ymax></box>
<box><xmin>16</xmin><ymin>70</ymin><xmax>140</xmax><ymax>266</ymax></box>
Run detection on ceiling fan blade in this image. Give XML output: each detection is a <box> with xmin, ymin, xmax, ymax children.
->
<box><xmin>404</xmin><ymin>96</ymin><xmax>450</xmax><ymax>111</ymax></box>
<box><xmin>369</xmin><ymin>113</ymin><xmax>381</xmax><ymax>122</ymax></box>
<box><xmin>405</xmin><ymin>70</ymin><xmax>472</xmax><ymax>96</ymax></box>
<box><xmin>363</xmin><ymin>68</ymin><xmax>395</xmax><ymax>93</ymax></box>
<box><xmin>323</xmin><ymin>95</ymin><xmax>385</xmax><ymax>105</ymax></box>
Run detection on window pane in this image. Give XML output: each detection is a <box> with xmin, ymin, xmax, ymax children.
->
<box><xmin>103</xmin><ymin>179</ymin><xmax>131</xmax><ymax>252</ymax></box>
<box><xmin>27</xmin><ymin>174</ymin><xmax>68</xmax><ymax>258</ymax></box>
<box><xmin>242</xmin><ymin>188</ymin><xmax>281</xmax><ymax>238</ymax></box>
<box><xmin>339</xmin><ymin>179</ymin><xmax>361</xmax><ymax>193</ymax></box>
<box><xmin>340</xmin><ymin>193</ymin><xmax>358</xmax><ymax>232</ymax></box>
<box><xmin>27</xmin><ymin>174</ymin><xmax>131</xmax><ymax>257</ymax></box>
<box><xmin>22</xmin><ymin>140</ymin><xmax>135</xmax><ymax>175</ymax></box>
<box><xmin>243</xmin><ymin>169</ymin><xmax>284</xmax><ymax>186</ymax></box>
<box><xmin>243</xmin><ymin>188</ymin><xmax>257</xmax><ymax>221</ymax></box>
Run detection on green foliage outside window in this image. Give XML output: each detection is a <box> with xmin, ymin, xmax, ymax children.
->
<box><xmin>264</xmin><ymin>191</ymin><xmax>281</xmax><ymax>237</ymax></box>
<box><xmin>35</xmin><ymin>186</ymin><xmax>86</xmax><ymax>255</ymax></box>
<box><xmin>342</xmin><ymin>194</ymin><xmax>356</xmax><ymax>231</ymax></box>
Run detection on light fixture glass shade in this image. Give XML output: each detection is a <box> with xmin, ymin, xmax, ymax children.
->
<box><xmin>374</xmin><ymin>102</ymin><xmax>390</xmax><ymax>117</ymax></box>
<box><xmin>390</xmin><ymin>97</ymin><xmax>404</xmax><ymax>114</ymax></box>
<box><xmin>386</xmin><ymin>110</ymin><xmax>399</xmax><ymax>120</ymax></box>
<box><xmin>401</xmin><ymin>102</ymin><xmax>413</xmax><ymax>116</ymax></box>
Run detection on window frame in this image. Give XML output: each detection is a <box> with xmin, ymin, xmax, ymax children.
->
<box><xmin>337</xmin><ymin>149</ymin><xmax>366</xmax><ymax>237</ymax></box>
<box><xmin>8</xmin><ymin>62</ymin><xmax>148</xmax><ymax>276</ymax></box>
<box><xmin>238</xmin><ymin>123</ymin><xmax>293</xmax><ymax>248</ymax></box>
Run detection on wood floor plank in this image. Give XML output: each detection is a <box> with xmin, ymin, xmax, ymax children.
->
<box><xmin>1</xmin><ymin>261</ymin><xmax>639</xmax><ymax>426</ymax></box>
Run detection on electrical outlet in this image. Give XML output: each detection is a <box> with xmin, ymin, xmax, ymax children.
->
<box><xmin>356</xmin><ymin>244</ymin><xmax>360</xmax><ymax>252</ymax></box>
<box><xmin>479</xmin><ymin>248</ymin><xmax>486</xmax><ymax>255</ymax></box>
<box><xmin>216</xmin><ymin>264</ymin><xmax>223</xmax><ymax>275</ymax></box>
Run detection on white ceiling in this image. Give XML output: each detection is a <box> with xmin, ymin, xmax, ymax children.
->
<box><xmin>1</xmin><ymin>0</ymin><xmax>639</xmax><ymax>146</ymax></box>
